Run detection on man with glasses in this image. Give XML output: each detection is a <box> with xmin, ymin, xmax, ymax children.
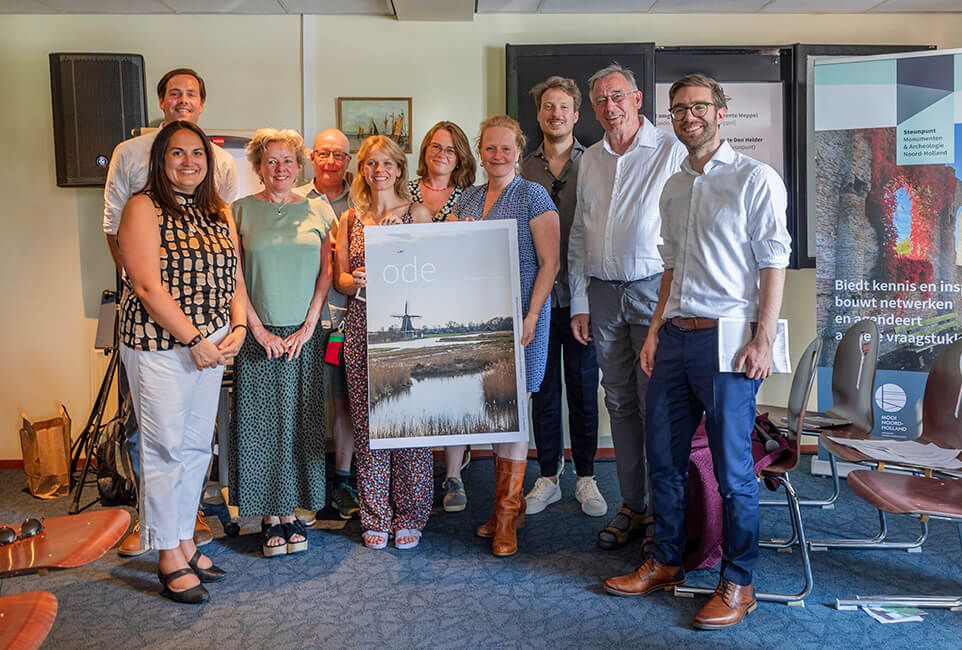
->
<box><xmin>568</xmin><ymin>63</ymin><xmax>687</xmax><ymax>551</ymax></box>
<box><xmin>293</xmin><ymin>128</ymin><xmax>359</xmax><ymax>522</ymax></box>
<box><xmin>103</xmin><ymin>67</ymin><xmax>239</xmax><ymax>557</ymax></box>
<box><xmin>604</xmin><ymin>73</ymin><xmax>790</xmax><ymax>630</ymax></box>
<box><xmin>520</xmin><ymin>76</ymin><xmax>603</xmax><ymax>519</ymax></box>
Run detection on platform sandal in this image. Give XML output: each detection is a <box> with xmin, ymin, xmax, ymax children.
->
<box><xmin>262</xmin><ymin>523</ymin><xmax>287</xmax><ymax>558</ymax></box>
<box><xmin>284</xmin><ymin>520</ymin><xmax>308</xmax><ymax>554</ymax></box>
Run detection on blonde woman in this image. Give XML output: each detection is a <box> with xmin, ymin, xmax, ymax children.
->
<box><xmin>228</xmin><ymin>128</ymin><xmax>336</xmax><ymax>557</ymax></box>
<box><xmin>334</xmin><ymin>135</ymin><xmax>434</xmax><ymax>549</ymax></box>
<box><xmin>455</xmin><ymin>115</ymin><xmax>560</xmax><ymax>556</ymax></box>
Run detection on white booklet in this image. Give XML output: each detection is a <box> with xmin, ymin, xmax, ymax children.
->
<box><xmin>717</xmin><ymin>318</ymin><xmax>791</xmax><ymax>374</ymax></box>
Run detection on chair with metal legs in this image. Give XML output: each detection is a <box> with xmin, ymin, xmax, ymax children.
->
<box><xmin>761</xmin><ymin>319</ymin><xmax>879</xmax><ymax>509</ymax></box>
<box><xmin>676</xmin><ymin>337</ymin><xmax>820</xmax><ymax>607</ymax></box>
<box><xmin>806</xmin><ymin>336</ymin><xmax>962</xmax><ymax>552</ymax></box>
<box><xmin>834</xmin><ymin>340</ymin><xmax>962</xmax><ymax>610</ymax></box>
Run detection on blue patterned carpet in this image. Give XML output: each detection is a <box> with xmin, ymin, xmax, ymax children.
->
<box><xmin>1</xmin><ymin>459</ymin><xmax>960</xmax><ymax>649</ymax></box>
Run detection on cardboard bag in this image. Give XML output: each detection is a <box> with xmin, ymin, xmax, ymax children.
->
<box><xmin>19</xmin><ymin>404</ymin><xmax>72</xmax><ymax>499</ymax></box>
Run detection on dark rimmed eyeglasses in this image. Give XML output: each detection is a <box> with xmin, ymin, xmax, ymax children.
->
<box><xmin>313</xmin><ymin>150</ymin><xmax>348</xmax><ymax>162</ymax></box>
<box><xmin>668</xmin><ymin>102</ymin><xmax>715</xmax><ymax>121</ymax></box>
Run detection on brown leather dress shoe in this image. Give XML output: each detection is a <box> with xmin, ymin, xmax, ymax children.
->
<box><xmin>118</xmin><ymin>521</ymin><xmax>148</xmax><ymax>557</ymax></box>
<box><xmin>193</xmin><ymin>510</ymin><xmax>213</xmax><ymax>547</ymax></box>
<box><xmin>604</xmin><ymin>556</ymin><xmax>685</xmax><ymax>596</ymax></box>
<box><xmin>693</xmin><ymin>578</ymin><xmax>757</xmax><ymax>629</ymax></box>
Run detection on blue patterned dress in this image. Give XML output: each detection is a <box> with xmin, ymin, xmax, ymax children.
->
<box><xmin>455</xmin><ymin>175</ymin><xmax>556</xmax><ymax>392</ymax></box>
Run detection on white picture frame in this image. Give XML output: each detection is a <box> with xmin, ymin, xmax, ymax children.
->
<box><xmin>363</xmin><ymin>220</ymin><xmax>527</xmax><ymax>450</ymax></box>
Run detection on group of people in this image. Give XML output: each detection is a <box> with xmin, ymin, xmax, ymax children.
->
<box><xmin>104</xmin><ymin>61</ymin><xmax>790</xmax><ymax>630</ymax></box>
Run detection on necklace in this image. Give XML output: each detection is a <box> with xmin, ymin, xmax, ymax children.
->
<box><xmin>421</xmin><ymin>179</ymin><xmax>450</xmax><ymax>192</ymax></box>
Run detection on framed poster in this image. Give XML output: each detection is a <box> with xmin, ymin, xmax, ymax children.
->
<box><xmin>655</xmin><ymin>81</ymin><xmax>785</xmax><ymax>178</ymax></box>
<box><xmin>655</xmin><ymin>46</ymin><xmax>796</xmax><ymax>265</ymax></box>
<box><xmin>363</xmin><ymin>220</ymin><xmax>528</xmax><ymax>450</ymax></box>
<box><xmin>337</xmin><ymin>97</ymin><xmax>412</xmax><ymax>153</ymax></box>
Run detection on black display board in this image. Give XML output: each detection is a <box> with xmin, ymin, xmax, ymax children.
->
<box><xmin>505</xmin><ymin>43</ymin><xmax>655</xmax><ymax>154</ymax></box>
<box><xmin>506</xmin><ymin>42</ymin><xmax>937</xmax><ymax>270</ymax></box>
<box><xmin>792</xmin><ymin>44</ymin><xmax>934</xmax><ymax>269</ymax></box>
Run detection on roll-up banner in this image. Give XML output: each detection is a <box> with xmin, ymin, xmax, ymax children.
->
<box><xmin>813</xmin><ymin>49</ymin><xmax>962</xmax><ymax>439</ymax></box>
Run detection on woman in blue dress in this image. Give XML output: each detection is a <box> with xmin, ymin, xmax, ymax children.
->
<box><xmin>455</xmin><ymin>115</ymin><xmax>560</xmax><ymax>557</ymax></box>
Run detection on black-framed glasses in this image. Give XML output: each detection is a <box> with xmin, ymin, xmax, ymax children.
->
<box><xmin>313</xmin><ymin>150</ymin><xmax>348</xmax><ymax>162</ymax></box>
<box><xmin>668</xmin><ymin>102</ymin><xmax>715</xmax><ymax>121</ymax></box>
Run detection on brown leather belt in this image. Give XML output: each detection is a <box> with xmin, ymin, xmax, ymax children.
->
<box><xmin>671</xmin><ymin>317</ymin><xmax>718</xmax><ymax>331</ymax></box>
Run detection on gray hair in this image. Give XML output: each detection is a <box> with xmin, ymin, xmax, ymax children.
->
<box><xmin>587</xmin><ymin>62</ymin><xmax>638</xmax><ymax>100</ymax></box>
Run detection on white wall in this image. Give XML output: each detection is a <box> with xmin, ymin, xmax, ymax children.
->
<box><xmin>2</xmin><ymin>12</ymin><xmax>962</xmax><ymax>459</ymax></box>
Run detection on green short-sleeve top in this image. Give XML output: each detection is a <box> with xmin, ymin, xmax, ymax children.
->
<box><xmin>232</xmin><ymin>194</ymin><xmax>336</xmax><ymax>327</ymax></box>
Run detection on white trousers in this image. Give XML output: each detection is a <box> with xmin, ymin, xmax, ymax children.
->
<box><xmin>121</xmin><ymin>326</ymin><xmax>227</xmax><ymax>550</ymax></box>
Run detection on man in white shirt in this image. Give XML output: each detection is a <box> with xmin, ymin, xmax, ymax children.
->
<box><xmin>103</xmin><ymin>67</ymin><xmax>239</xmax><ymax>270</ymax></box>
<box><xmin>568</xmin><ymin>63</ymin><xmax>686</xmax><ymax>550</ymax></box>
<box><xmin>103</xmin><ymin>68</ymin><xmax>239</xmax><ymax>556</ymax></box>
<box><xmin>604</xmin><ymin>73</ymin><xmax>791</xmax><ymax>630</ymax></box>
<box><xmin>292</xmin><ymin>128</ymin><xmax>359</xmax><ymax>522</ymax></box>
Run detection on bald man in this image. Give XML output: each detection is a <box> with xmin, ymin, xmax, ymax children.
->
<box><xmin>294</xmin><ymin>129</ymin><xmax>358</xmax><ymax>522</ymax></box>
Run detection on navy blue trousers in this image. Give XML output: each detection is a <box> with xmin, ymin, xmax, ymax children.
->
<box><xmin>531</xmin><ymin>305</ymin><xmax>600</xmax><ymax>477</ymax></box>
<box><xmin>646</xmin><ymin>323</ymin><xmax>761</xmax><ymax>586</ymax></box>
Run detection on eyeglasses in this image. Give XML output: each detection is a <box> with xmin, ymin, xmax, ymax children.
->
<box><xmin>428</xmin><ymin>143</ymin><xmax>457</xmax><ymax>158</ymax></box>
<box><xmin>550</xmin><ymin>179</ymin><xmax>565</xmax><ymax>198</ymax></box>
<box><xmin>313</xmin><ymin>150</ymin><xmax>348</xmax><ymax>162</ymax></box>
<box><xmin>592</xmin><ymin>91</ymin><xmax>630</xmax><ymax>107</ymax></box>
<box><xmin>669</xmin><ymin>102</ymin><xmax>715</xmax><ymax>121</ymax></box>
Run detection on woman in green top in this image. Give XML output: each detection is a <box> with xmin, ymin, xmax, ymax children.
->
<box><xmin>228</xmin><ymin>128</ymin><xmax>336</xmax><ymax>557</ymax></box>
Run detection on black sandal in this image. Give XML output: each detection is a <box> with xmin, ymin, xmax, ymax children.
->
<box><xmin>262</xmin><ymin>523</ymin><xmax>287</xmax><ymax>558</ymax></box>
<box><xmin>597</xmin><ymin>506</ymin><xmax>655</xmax><ymax>550</ymax></box>
<box><xmin>158</xmin><ymin>567</ymin><xmax>209</xmax><ymax>604</ymax></box>
<box><xmin>188</xmin><ymin>549</ymin><xmax>226</xmax><ymax>582</ymax></box>
<box><xmin>284</xmin><ymin>520</ymin><xmax>308</xmax><ymax>555</ymax></box>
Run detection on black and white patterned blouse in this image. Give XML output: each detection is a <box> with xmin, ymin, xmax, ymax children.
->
<box><xmin>407</xmin><ymin>178</ymin><xmax>463</xmax><ymax>222</ymax></box>
<box><xmin>120</xmin><ymin>193</ymin><xmax>237</xmax><ymax>351</ymax></box>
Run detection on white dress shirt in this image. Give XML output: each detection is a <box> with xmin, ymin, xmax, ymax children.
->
<box><xmin>568</xmin><ymin>116</ymin><xmax>687</xmax><ymax>316</ymax></box>
<box><xmin>659</xmin><ymin>140</ymin><xmax>792</xmax><ymax>321</ymax></box>
<box><xmin>103</xmin><ymin>130</ymin><xmax>240</xmax><ymax>235</ymax></box>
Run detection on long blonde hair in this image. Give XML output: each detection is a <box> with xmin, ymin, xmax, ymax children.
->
<box><xmin>350</xmin><ymin>135</ymin><xmax>410</xmax><ymax>214</ymax></box>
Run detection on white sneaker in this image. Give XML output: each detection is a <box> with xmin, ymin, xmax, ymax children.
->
<box><xmin>525</xmin><ymin>476</ymin><xmax>562</xmax><ymax>514</ymax></box>
<box><xmin>575</xmin><ymin>476</ymin><xmax>608</xmax><ymax>517</ymax></box>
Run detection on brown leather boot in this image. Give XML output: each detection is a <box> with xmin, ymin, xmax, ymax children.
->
<box><xmin>491</xmin><ymin>456</ymin><xmax>526</xmax><ymax>557</ymax></box>
<box><xmin>604</xmin><ymin>556</ymin><xmax>685</xmax><ymax>596</ymax></box>
<box><xmin>118</xmin><ymin>520</ymin><xmax>147</xmax><ymax>557</ymax></box>
<box><xmin>693</xmin><ymin>578</ymin><xmax>757</xmax><ymax>629</ymax></box>
<box><xmin>193</xmin><ymin>510</ymin><xmax>213</xmax><ymax>547</ymax></box>
<box><xmin>476</xmin><ymin>453</ymin><xmax>498</xmax><ymax>539</ymax></box>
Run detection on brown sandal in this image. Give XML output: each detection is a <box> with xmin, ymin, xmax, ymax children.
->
<box><xmin>597</xmin><ymin>505</ymin><xmax>654</xmax><ymax>550</ymax></box>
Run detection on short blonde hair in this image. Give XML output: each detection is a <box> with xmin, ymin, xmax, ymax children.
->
<box><xmin>246</xmin><ymin>128</ymin><xmax>309</xmax><ymax>170</ymax></box>
<box><xmin>476</xmin><ymin>115</ymin><xmax>526</xmax><ymax>154</ymax></box>
<box><xmin>350</xmin><ymin>135</ymin><xmax>410</xmax><ymax>214</ymax></box>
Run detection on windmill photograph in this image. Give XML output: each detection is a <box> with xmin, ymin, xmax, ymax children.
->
<box><xmin>363</xmin><ymin>220</ymin><xmax>527</xmax><ymax>450</ymax></box>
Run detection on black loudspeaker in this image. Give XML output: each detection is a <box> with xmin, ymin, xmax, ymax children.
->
<box><xmin>49</xmin><ymin>53</ymin><xmax>148</xmax><ymax>187</ymax></box>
